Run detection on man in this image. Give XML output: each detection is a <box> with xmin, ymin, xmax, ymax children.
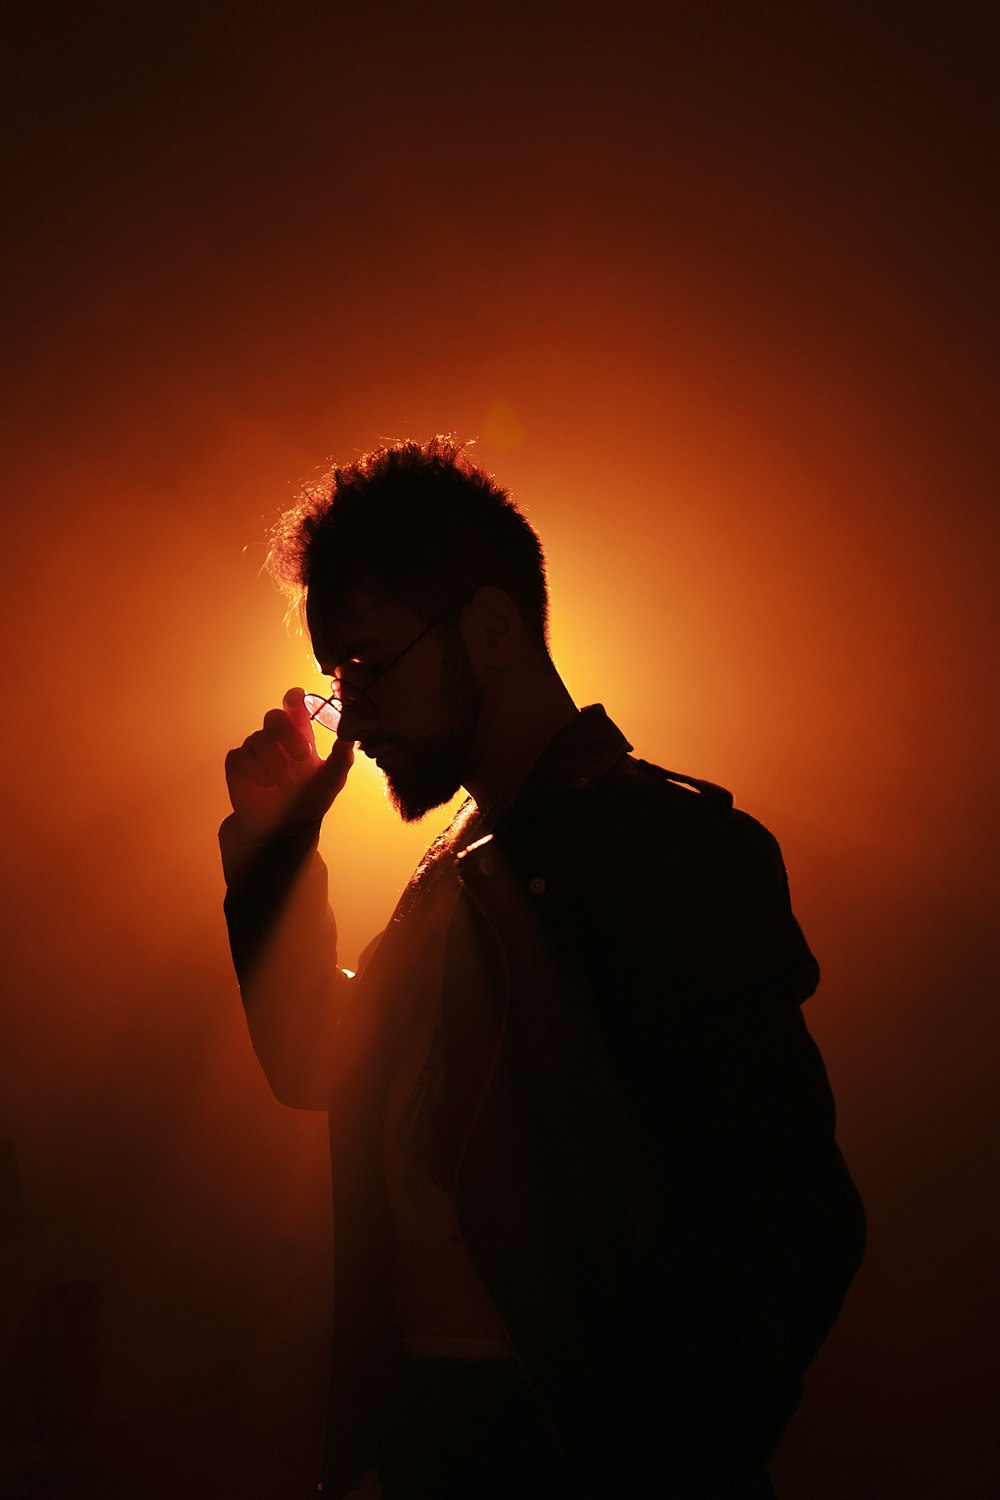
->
<box><xmin>220</xmin><ymin>437</ymin><xmax>864</xmax><ymax>1499</ymax></box>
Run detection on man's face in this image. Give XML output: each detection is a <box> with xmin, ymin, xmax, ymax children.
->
<box><xmin>311</xmin><ymin>589</ymin><xmax>482</xmax><ymax>822</ymax></box>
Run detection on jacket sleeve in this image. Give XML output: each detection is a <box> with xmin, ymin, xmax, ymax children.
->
<box><xmin>219</xmin><ymin>813</ymin><xmax>369</xmax><ymax>1109</ymax></box>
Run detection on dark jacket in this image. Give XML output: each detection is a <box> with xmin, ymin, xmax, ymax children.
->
<box><xmin>220</xmin><ymin>706</ymin><xmax>865</xmax><ymax>1498</ymax></box>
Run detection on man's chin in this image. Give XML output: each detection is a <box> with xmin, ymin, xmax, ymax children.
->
<box><xmin>384</xmin><ymin>767</ymin><xmax>463</xmax><ymax>823</ymax></box>
<box><xmin>378</xmin><ymin>690</ymin><xmax>479</xmax><ymax>823</ymax></box>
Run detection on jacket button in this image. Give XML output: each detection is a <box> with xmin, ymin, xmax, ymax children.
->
<box><xmin>571</xmin><ymin>775</ymin><xmax>590</xmax><ymax>789</ymax></box>
<box><xmin>529</xmin><ymin>876</ymin><xmax>546</xmax><ymax>894</ymax></box>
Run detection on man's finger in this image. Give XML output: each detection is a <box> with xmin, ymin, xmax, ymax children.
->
<box><xmin>245</xmin><ymin>729</ymin><xmax>294</xmax><ymax>788</ymax></box>
<box><xmin>263</xmin><ymin>706</ymin><xmax>311</xmax><ymax>761</ymax></box>
<box><xmin>319</xmin><ymin>737</ymin><xmax>354</xmax><ymax>796</ymax></box>
<box><xmin>225</xmin><ymin>745</ymin><xmax>271</xmax><ymax>791</ymax></box>
<box><xmin>282</xmin><ymin>685</ymin><xmax>309</xmax><ymax>722</ymax></box>
<box><xmin>283</xmin><ymin>686</ymin><xmax>319</xmax><ymax>753</ymax></box>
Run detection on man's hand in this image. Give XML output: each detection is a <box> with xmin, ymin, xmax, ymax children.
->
<box><xmin>225</xmin><ymin>687</ymin><xmax>354</xmax><ymax>839</ymax></box>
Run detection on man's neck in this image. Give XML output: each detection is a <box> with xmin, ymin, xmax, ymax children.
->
<box><xmin>464</xmin><ymin>668</ymin><xmax>579</xmax><ymax>814</ymax></box>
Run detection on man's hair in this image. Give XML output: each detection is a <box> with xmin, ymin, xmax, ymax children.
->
<box><xmin>268</xmin><ymin>436</ymin><xmax>549</xmax><ymax>652</ymax></box>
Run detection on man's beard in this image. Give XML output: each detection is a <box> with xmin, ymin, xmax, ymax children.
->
<box><xmin>381</xmin><ymin>638</ymin><xmax>482</xmax><ymax>822</ymax></box>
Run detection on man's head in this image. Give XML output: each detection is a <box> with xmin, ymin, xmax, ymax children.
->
<box><xmin>268</xmin><ymin>437</ymin><xmax>551</xmax><ymax>820</ymax></box>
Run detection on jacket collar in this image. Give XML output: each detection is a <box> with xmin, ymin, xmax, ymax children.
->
<box><xmin>512</xmin><ymin>704</ymin><xmax>633</xmax><ymax>806</ymax></box>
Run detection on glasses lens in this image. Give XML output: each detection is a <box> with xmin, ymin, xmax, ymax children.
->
<box><xmin>303</xmin><ymin>692</ymin><xmax>341</xmax><ymax>733</ymax></box>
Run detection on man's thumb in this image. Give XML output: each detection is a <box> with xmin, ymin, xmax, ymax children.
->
<box><xmin>320</xmin><ymin>737</ymin><xmax>355</xmax><ymax>795</ymax></box>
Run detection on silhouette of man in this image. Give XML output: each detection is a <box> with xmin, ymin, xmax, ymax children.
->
<box><xmin>220</xmin><ymin>438</ymin><xmax>864</xmax><ymax>1499</ymax></box>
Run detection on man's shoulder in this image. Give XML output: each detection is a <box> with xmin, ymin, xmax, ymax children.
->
<box><xmin>605</xmin><ymin>754</ymin><xmax>734</xmax><ymax>816</ymax></box>
<box><xmin>505</xmin><ymin>707</ymin><xmax>784</xmax><ymax>876</ymax></box>
<box><xmin>599</xmin><ymin>753</ymin><xmax>775</xmax><ymax>847</ymax></box>
<box><xmin>506</xmin><ymin>748</ymin><xmax>783</xmax><ymax>891</ymax></box>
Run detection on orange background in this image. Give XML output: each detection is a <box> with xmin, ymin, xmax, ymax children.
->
<box><xmin>2</xmin><ymin>4</ymin><xmax>996</xmax><ymax>1495</ymax></box>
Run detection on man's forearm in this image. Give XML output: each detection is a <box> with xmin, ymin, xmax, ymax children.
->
<box><xmin>220</xmin><ymin>813</ymin><xmax>350</xmax><ymax>1108</ymax></box>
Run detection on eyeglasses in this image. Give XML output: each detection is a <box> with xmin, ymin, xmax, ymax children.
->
<box><xmin>303</xmin><ymin>603</ymin><xmax>460</xmax><ymax>734</ymax></box>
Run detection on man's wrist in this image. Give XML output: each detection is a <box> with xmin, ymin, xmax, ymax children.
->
<box><xmin>218</xmin><ymin>811</ymin><xmax>323</xmax><ymax>888</ymax></box>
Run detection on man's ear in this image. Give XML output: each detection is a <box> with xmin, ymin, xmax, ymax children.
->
<box><xmin>459</xmin><ymin>586</ymin><xmax>522</xmax><ymax>669</ymax></box>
